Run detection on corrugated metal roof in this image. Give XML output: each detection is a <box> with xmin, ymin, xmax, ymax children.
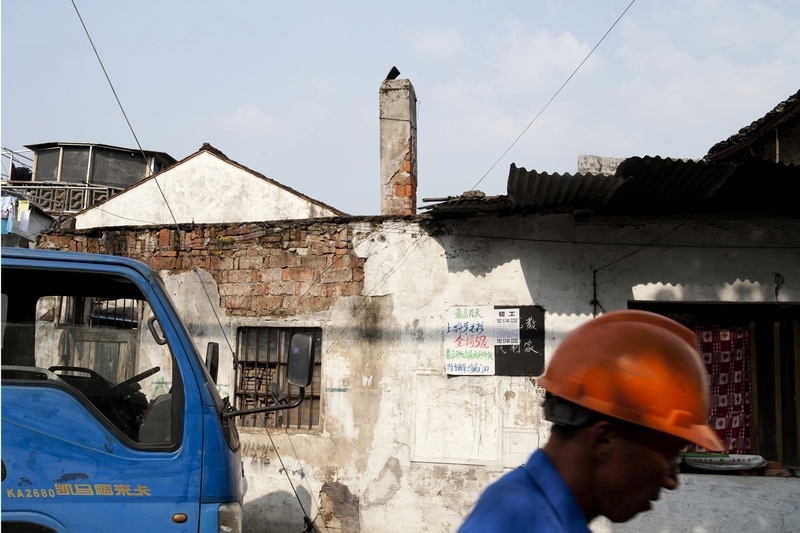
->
<box><xmin>706</xmin><ymin>89</ymin><xmax>800</xmax><ymax>161</ymax></box>
<box><xmin>507</xmin><ymin>163</ymin><xmax>628</xmax><ymax>210</ymax></box>
<box><xmin>605</xmin><ymin>156</ymin><xmax>738</xmax><ymax>211</ymax></box>
<box><xmin>422</xmin><ymin>156</ymin><xmax>800</xmax><ymax>215</ymax></box>
<box><xmin>504</xmin><ymin>156</ymin><xmax>738</xmax><ymax>213</ymax></box>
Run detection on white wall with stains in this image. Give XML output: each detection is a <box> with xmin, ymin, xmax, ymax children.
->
<box><xmin>159</xmin><ymin>212</ymin><xmax>800</xmax><ymax>532</ymax></box>
<box><xmin>74</xmin><ymin>150</ymin><xmax>341</xmax><ymax>229</ymax></box>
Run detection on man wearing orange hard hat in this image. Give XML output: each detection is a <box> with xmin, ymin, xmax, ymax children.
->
<box><xmin>458</xmin><ymin>310</ymin><xmax>723</xmax><ymax>533</ymax></box>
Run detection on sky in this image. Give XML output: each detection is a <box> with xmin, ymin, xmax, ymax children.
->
<box><xmin>2</xmin><ymin>0</ymin><xmax>799</xmax><ymax>216</ymax></box>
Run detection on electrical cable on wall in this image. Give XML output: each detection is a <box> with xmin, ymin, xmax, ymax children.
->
<box><xmin>775</xmin><ymin>273</ymin><xmax>785</xmax><ymax>301</ymax></box>
<box><xmin>589</xmin><ymin>217</ymin><xmax>690</xmax><ymax>316</ymax></box>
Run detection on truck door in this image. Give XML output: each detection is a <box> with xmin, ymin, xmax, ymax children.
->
<box><xmin>1</xmin><ymin>263</ymin><xmax>204</xmax><ymax>533</ymax></box>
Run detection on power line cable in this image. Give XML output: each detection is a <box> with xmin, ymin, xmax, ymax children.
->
<box><xmin>70</xmin><ymin>6</ymin><xmax>334</xmax><ymax>526</ymax></box>
<box><xmin>470</xmin><ymin>0</ymin><xmax>637</xmax><ymax>191</ymax></box>
<box><xmin>264</xmin><ymin>427</ymin><xmax>327</xmax><ymax>533</ymax></box>
<box><xmin>70</xmin><ymin>0</ymin><xmax>235</xmax><ymax>358</ymax></box>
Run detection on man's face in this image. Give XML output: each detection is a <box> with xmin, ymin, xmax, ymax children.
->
<box><xmin>594</xmin><ymin>424</ymin><xmax>685</xmax><ymax>523</ymax></box>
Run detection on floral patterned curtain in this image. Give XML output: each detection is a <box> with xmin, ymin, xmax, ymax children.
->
<box><xmin>684</xmin><ymin>324</ymin><xmax>754</xmax><ymax>455</ymax></box>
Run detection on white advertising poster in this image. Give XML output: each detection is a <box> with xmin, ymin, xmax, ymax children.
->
<box><xmin>494</xmin><ymin>308</ymin><xmax>520</xmax><ymax>345</ymax></box>
<box><xmin>444</xmin><ymin>306</ymin><xmax>495</xmax><ymax>375</ymax></box>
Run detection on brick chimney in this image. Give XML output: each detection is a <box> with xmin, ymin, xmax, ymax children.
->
<box><xmin>379</xmin><ymin>78</ymin><xmax>417</xmax><ymax>215</ymax></box>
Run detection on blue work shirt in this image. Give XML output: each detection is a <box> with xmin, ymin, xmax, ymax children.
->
<box><xmin>458</xmin><ymin>449</ymin><xmax>592</xmax><ymax>533</ymax></box>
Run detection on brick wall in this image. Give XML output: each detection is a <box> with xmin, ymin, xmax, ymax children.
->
<box><xmin>38</xmin><ymin>221</ymin><xmax>365</xmax><ymax>317</ymax></box>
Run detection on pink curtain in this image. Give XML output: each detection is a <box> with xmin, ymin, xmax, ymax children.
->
<box><xmin>684</xmin><ymin>324</ymin><xmax>754</xmax><ymax>455</ymax></box>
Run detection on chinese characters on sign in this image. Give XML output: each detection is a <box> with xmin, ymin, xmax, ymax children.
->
<box><xmin>445</xmin><ymin>306</ymin><xmax>494</xmax><ymax>375</ymax></box>
<box><xmin>494</xmin><ymin>308</ymin><xmax>520</xmax><ymax>345</ymax></box>
<box><xmin>445</xmin><ymin>305</ymin><xmax>546</xmax><ymax>376</ymax></box>
<box><xmin>6</xmin><ymin>483</ymin><xmax>151</xmax><ymax>498</ymax></box>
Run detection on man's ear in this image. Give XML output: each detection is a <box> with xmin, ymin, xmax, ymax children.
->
<box><xmin>586</xmin><ymin>419</ymin><xmax>619</xmax><ymax>464</ymax></box>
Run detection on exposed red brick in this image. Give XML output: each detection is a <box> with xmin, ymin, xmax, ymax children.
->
<box><xmin>219</xmin><ymin>283</ymin><xmax>259</xmax><ymax>297</ymax></box>
<box><xmin>301</xmin><ymin>255</ymin><xmax>328</xmax><ymax>269</ymax></box>
<box><xmin>223</xmin><ymin>295</ymin><xmax>250</xmax><ymax>309</ymax></box>
<box><xmin>227</xmin><ymin>270</ymin><xmax>258</xmax><ymax>283</ymax></box>
<box><xmin>272</xmin><ymin>281</ymin><xmax>297</xmax><ymax>296</ymax></box>
<box><xmin>39</xmin><ymin>221</ymin><xmax>367</xmax><ymax>318</ymax></box>
<box><xmin>321</xmin><ymin>269</ymin><xmax>350</xmax><ymax>283</ymax></box>
<box><xmin>343</xmin><ymin>283</ymin><xmax>363</xmax><ymax>296</ymax></box>
<box><xmin>256</xmin><ymin>295</ymin><xmax>284</xmax><ymax>310</ymax></box>
<box><xmin>282</xmin><ymin>268</ymin><xmax>314</xmax><ymax>282</ymax></box>
<box><xmin>268</xmin><ymin>253</ymin><xmax>301</xmax><ymax>268</ymax></box>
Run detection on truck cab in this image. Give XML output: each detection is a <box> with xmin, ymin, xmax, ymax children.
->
<box><xmin>1</xmin><ymin>248</ymin><xmax>313</xmax><ymax>533</ymax></box>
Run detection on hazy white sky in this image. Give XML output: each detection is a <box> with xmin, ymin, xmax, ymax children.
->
<box><xmin>2</xmin><ymin>1</ymin><xmax>799</xmax><ymax>215</ymax></box>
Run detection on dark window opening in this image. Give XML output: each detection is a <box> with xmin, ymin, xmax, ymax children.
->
<box><xmin>92</xmin><ymin>148</ymin><xmax>147</xmax><ymax>188</ymax></box>
<box><xmin>629</xmin><ymin>301</ymin><xmax>800</xmax><ymax>470</ymax></box>
<box><xmin>60</xmin><ymin>147</ymin><xmax>90</xmax><ymax>184</ymax></box>
<box><xmin>35</xmin><ymin>149</ymin><xmax>59</xmax><ymax>181</ymax></box>
<box><xmin>234</xmin><ymin>327</ymin><xmax>322</xmax><ymax>430</ymax></box>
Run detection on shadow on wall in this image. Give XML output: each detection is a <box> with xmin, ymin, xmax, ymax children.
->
<box><xmin>243</xmin><ymin>486</ymin><xmax>313</xmax><ymax>533</ymax></box>
<box><xmin>427</xmin><ymin>214</ymin><xmax>800</xmax><ymax>317</ymax></box>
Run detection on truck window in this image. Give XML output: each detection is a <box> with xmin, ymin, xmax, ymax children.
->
<box><xmin>1</xmin><ymin>269</ymin><xmax>182</xmax><ymax>449</ymax></box>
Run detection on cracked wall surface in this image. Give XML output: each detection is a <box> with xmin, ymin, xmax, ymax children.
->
<box><xmin>38</xmin><ymin>212</ymin><xmax>800</xmax><ymax>532</ymax></box>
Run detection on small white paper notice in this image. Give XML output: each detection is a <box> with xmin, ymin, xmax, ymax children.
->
<box><xmin>444</xmin><ymin>306</ymin><xmax>494</xmax><ymax>375</ymax></box>
<box><xmin>494</xmin><ymin>308</ymin><xmax>520</xmax><ymax>345</ymax></box>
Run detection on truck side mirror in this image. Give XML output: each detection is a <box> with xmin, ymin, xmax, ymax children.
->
<box><xmin>205</xmin><ymin>342</ymin><xmax>219</xmax><ymax>384</ymax></box>
<box><xmin>286</xmin><ymin>333</ymin><xmax>314</xmax><ymax>388</ymax></box>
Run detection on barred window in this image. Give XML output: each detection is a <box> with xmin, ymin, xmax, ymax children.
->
<box><xmin>57</xmin><ymin>296</ymin><xmax>140</xmax><ymax>329</ymax></box>
<box><xmin>234</xmin><ymin>327</ymin><xmax>322</xmax><ymax>429</ymax></box>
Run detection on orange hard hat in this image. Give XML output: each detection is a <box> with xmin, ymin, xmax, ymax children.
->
<box><xmin>536</xmin><ymin>310</ymin><xmax>723</xmax><ymax>452</ymax></box>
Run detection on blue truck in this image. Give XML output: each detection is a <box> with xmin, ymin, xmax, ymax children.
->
<box><xmin>1</xmin><ymin>247</ymin><xmax>315</xmax><ymax>533</ymax></box>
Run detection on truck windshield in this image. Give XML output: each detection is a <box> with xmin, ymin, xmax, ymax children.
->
<box><xmin>1</xmin><ymin>266</ymin><xmax>183</xmax><ymax>448</ymax></box>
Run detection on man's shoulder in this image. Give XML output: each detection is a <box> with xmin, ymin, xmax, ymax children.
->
<box><xmin>457</xmin><ymin>467</ymin><xmax>561</xmax><ymax>532</ymax></box>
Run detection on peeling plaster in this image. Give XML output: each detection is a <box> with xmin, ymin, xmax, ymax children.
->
<box><xmin>364</xmin><ymin>457</ymin><xmax>403</xmax><ymax>506</ymax></box>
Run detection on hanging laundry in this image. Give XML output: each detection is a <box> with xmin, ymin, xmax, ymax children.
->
<box><xmin>17</xmin><ymin>200</ymin><xmax>30</xmax><ymax>217</ymax></box>
<box><xmin>1</xmin><ymin>196</ymin><xmax>15</xmax><ymax>219</ymax></box>
<box><xmin>16</xmin><ymin>200</ymin><xmax>31</xmax><ymax>232</ymax></box>
<box><xmin>18</xmin><ymin>210</ymin><xmax>31</xmax><ymax>232</ymax></box>
<box><xmin>1</xmin><ymin>196</ymin><xmax>17</xmax><ymax>234</ymax></box>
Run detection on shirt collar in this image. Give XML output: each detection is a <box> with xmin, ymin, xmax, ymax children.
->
<box><xmin>524</xmin><ymin>449</ymin><xmax>592</xmax><ymax>532</ymax></box>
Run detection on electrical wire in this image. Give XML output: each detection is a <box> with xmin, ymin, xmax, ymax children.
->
<box><xmin>263</xmin><ymin>427</ymin><xmax>327</xmax><ymax>533</ymax></box>
<box><xmin>470</xmin><ymin>0</ymin><xmax>637</xmax><ymax>191</ymax></box>
<box><xmin>70</xmin><ymin>0</ymin><xmax>236</xmax><ymax>358</ymax></box>
<box><xmin>593</xmin><ymin>217</ymin><xmax>691</xmax><ymax>273</ymax></box>
<box><xmin>323</xmin><ymin>238</ymin><xmax>422</xmax><ymax>358</ymax></box>
<box><xmin>69</xmin><ymin>5</ymin><xmax>329</xmax><ymax>526</ymax></box>
<box><xmin>281</xmin><ymin>430</ymin><xmax>327</xmax><ymax>533</ymax></box>
<box><xmin>1</xmin><ymin>148</ymin><xmax>35</xmax><ymax>163</ymax></box>
<box><xmin>441</xmin><ymin>230</ymin><xmax>800</xmax><ymax>250</ymax></box>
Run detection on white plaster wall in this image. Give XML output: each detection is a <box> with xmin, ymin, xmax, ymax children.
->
<box><xmin>594</xmin><ymin>474</ymin><xmax>800</xmax><ymax>532</ymax></box>
<box><xmin>156</xmin><ymin>213</ymin><xmax>800</xmax><ymax>533</ymax></box>
<box><xmin>74</xmin><ymin>151</ymin><xmax>339</xmax><ymax>229</ymax></box>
